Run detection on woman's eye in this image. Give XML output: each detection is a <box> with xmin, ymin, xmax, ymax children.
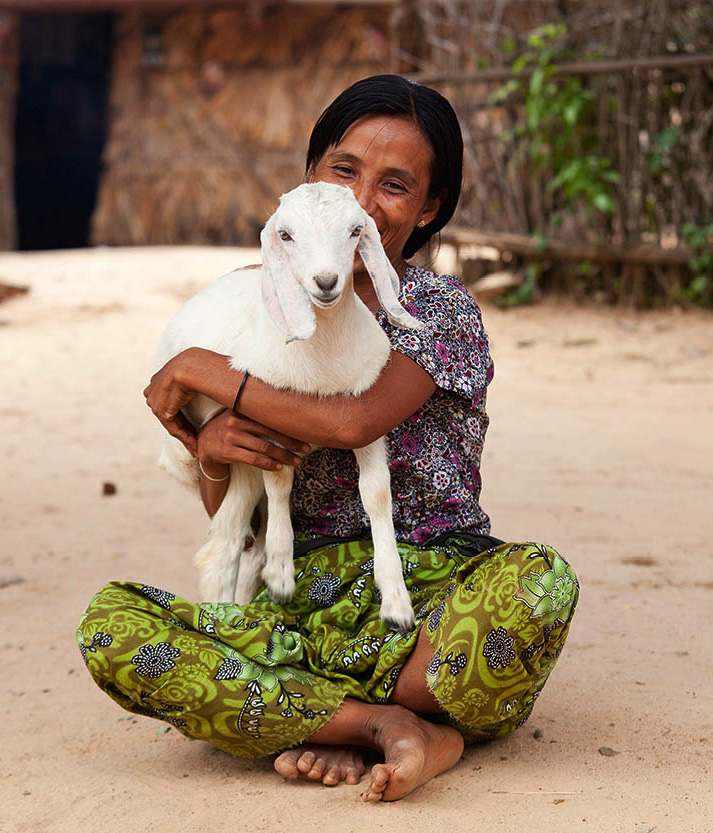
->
<box><xmin>333</xmin><ymin>165</ymin><xmax>354</xmax><ymax>176</ymax></box>
<box><xmin>278</xmin><ymin>230</ymin><xmax>293</xmax><ymax>242</ymax></box>
<box><xmin>384</xmin><ymin>181</ymin><xmax>407</xmax><ymax>193</ymax></box>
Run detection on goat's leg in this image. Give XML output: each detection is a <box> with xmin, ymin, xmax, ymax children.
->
<box><xmin>261</xmin><ymin>467</ymin><xmax>296</xmax><ymax>603</ymax></box>
<box><xmin>235</xmin><ymin>495</ymin><xmax>267</xmax><ymax>604</ymax></box>
<box><xmin>194</xmin><ymin>465</ymin><xmax>264</xmax><ymax>603</ymax></box>
<box><xmin>354</xmin><ymin>440</ymin><xmax>414</xmax><ymax>631</ymax></box>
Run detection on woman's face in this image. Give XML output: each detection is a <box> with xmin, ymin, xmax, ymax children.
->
<box><xmin>308</xmin><ymin>115</ymin><xmax>443</xmax><ymax>276</ymax></box>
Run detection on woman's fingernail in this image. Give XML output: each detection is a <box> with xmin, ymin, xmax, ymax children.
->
<box><xmin>301</xmin><ymin>444</ymin><xmax>311</xmax><ymax>454</ymax></box>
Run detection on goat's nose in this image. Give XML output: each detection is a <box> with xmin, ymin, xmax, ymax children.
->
<box><xmin>314</xmin><ymin>272</ymin><xmax>338</xmax><ymax>292</ymax></box>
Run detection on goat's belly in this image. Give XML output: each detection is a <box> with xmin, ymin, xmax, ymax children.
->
<box><xmin>234</xmin><ymin>325</ymin><xmax>392</xmax><ymax>395</ymax></box>
<box><xmin>243</xmin><ymin>352</ymin><xmax>390</xmax><ymax>396</ymax></box>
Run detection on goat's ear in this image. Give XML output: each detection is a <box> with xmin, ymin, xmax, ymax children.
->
<box><xmin>357</xmin><ymin>212</ymin><xmax>423</xmax><ymax>331</ymax></box>
<box><xmin>260</xmin><ymin>214</ymin><xmax>316</xmax><ymax>343</ymax></box>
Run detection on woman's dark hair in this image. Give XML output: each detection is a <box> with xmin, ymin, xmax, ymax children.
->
<box><xmin>306</xmin><ymin>74</ymin><xmax>463</xmax><ymax>260</ymax></box>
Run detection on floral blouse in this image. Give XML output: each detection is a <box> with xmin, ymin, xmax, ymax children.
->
<box><xmin>291</xmin><ymin>265</ymin><xmax>494</xmax><ymax>544</ymax></box>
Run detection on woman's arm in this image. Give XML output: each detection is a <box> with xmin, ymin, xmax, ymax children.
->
<box><xmin>144</xmin><ymin>345</ymin><xmax>436</xmax><ymax>452</ymax></box>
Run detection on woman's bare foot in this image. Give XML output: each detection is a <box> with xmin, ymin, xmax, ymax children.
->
<box><xmin>277</xmin><ymin>697</ymin><xmax>463</xmax><ymax>801</ymax></box>
<box><xmin>274</xmin><ymin>744</ymin><xmax>365</xmax><ymax>786</ymax></box>
<box><xmin>360</xmin><ymin>705</ymin><xmax>464</xmax><ymax>802</ymax></box>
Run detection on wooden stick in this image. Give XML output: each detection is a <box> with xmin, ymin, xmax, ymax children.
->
<box><xmin>441</xmin><ymin>227</ymin><xmax>705</xmax><ymax>268</ymax></box>
<box><xmin>410</xmin><ymin>52</ymin><xmax>713</xmax><ymax>86</ymax></box>
<box><xmin>490</xmin><ymin>790</ymin><xmax>582</xmax><ymax>796</ymax></box>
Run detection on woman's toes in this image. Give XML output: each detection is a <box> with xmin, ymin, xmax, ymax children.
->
<box><xmin>296</xmin><ymin>750</ymin><xmax>317</xmax><ymax>774</ymax></box>
<box><xmin>361</xmin><ymin>763</ymin><xmax>396</xmax><ymax>802</ymax></box>
<box><xmin>322</xmin><ymin>764</ymin><xmax>342</xmax><ymax>785</ymax></box>
<box><xmin>345</xmin><ymin>766</ymin><xmax>362</xmax><ymax>785</ymax></box>
<box><xmin>277</xmin><ymin>744</ymin><xmax>366</xmax><ymax>787</ymax></box>
<box><xmin>274</xmin><ymin>750</ymin><xmax>300</xmax><ymax>779</ymax></box>
<box><xmin>305</xmin><ymin>758</ymin><xmax>326</xmax><ymax>781</ymax></box>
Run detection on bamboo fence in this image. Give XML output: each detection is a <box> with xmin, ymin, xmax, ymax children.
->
<box><xmin>398</xmin><ymin>0</ymin><xmax>713</xmax><ymax>305</ymax></box>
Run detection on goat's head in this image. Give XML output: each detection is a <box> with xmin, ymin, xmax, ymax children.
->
<box><xmin>261</xmin><ymin>182</ymin><xmax>423</xmax><ymax>343</ymax></box>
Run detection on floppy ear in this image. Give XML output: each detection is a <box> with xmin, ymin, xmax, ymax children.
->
<box><xmin>260</xmin><ymin>214</ymin><xmax>316</xmax><ymax>343</ymax></box>
<box><xmin>357</xmin><ymin>212</ymin><xmax>423</xmax><ymax>331</ymax></box>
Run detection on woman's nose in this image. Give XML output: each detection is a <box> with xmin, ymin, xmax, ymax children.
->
<box><xmin>351</xmin><ymin>181</ymin><xmax>377</xmax><ymax>217</ymax></box>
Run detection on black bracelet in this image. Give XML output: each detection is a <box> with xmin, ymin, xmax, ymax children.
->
<box><xmin>233</xmin><ymin>371</ymin><xmax>250</xmax><ymax>413</ymax></box>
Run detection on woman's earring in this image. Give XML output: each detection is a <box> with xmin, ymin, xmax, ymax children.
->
<box><xmin>417</xmin><ymin>219</ymin><xmax>426</xmax><ymax>228</ymax></box>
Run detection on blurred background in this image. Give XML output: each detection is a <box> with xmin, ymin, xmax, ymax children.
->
<box><xmin>0</xmin><ymin>0</ymin><xmax>711</xmax><ymax>307</ymax></box>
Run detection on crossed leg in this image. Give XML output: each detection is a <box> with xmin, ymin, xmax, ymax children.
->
<box><xmin>274</xmin><ymin>625</ymin><xmax>464</xmax><ymax>801</ymax></box>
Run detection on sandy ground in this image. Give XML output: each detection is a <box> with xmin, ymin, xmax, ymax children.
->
<box><xmin>1</xmin><ymin>246</ymin><xmax>712</xmax><ymax>833</ymax></box>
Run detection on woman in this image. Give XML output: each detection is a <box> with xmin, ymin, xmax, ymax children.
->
<box><xmin>78</xmin><ymin>75</ymin><xmax>578</xmax><ymax>802</ymax></box>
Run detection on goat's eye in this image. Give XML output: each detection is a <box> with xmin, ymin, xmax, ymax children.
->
<box><xmin>350</xmin><ymin>226</ymin><xmax>363</xmax><ymax>239</ymax></box>
<box><xmin>278</xmin><ymin>230</ymin><xmax>293</xmax><ymax>242</ymax></box>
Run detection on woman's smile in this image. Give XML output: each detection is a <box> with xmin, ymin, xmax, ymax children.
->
<box><xmin>309</xmin><ymin>115</ymin><xmax>443</xmax><ymax>282</ymax></box>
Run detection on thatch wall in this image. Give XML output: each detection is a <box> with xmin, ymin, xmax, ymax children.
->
<box><xmin>0</xmin><ymin>10</ymin><xmax>19</xmax><ymax>250</ymax></box>
<box><xmin>91</xmin><ymin>4</ymin><xmax>393</xmax><ymax>246</ymax></box>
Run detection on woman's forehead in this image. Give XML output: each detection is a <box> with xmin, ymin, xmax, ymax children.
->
<box><xmin>329</xmin><ymin>115</ymin><xmax>434</xmax><ymax>174</ymax></box>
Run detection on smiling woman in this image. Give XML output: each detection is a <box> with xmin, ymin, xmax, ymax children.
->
<box><xmin>77</xmin><ymin>74</ymin><xmax>579</xmax><ymax>803</ymax></box>
<box><xmin>308</xmin><ymin>115</ymin><xmax>442</xmax><ymax>289</ymax></box>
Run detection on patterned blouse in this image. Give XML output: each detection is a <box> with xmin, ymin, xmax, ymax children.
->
<box><xmin>291</xmin><ymin>265</ymin><xmax>494</xmax><ymax>544</ymax></box>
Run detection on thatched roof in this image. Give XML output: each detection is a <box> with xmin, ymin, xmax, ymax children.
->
<box><xmin>3</xmin><ymin>0</ymin><xmax>395</xmax><ymax>10</ymax></box>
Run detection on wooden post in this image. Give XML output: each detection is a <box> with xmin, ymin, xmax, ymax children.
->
<box><xmin>0</xmin><ymin>10</ymin><xmax>19</xmax><ymax>250</ymax></box>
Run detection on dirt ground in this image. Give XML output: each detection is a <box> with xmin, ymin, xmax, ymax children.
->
<box><xmin>1</xmin><ymin>246</ymin><xmax>711</xmax><ymax>833</ymax></box>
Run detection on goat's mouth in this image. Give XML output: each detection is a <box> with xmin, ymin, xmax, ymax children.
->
<box><xmin>312</xmin><ymin>292</ymin><xmax>340</xmax><ymax>308</ymax></box>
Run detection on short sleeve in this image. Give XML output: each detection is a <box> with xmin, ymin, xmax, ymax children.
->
<box><xmin>377</xmin><ymin>268</ymin><xmax>493</xmax><ymax>405</ymax></box>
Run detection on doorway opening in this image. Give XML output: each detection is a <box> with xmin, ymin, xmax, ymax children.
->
<box><xmin>14</xmin><ymin>13</ymin><xmax>114</xmax><ymax>250</ymax></box>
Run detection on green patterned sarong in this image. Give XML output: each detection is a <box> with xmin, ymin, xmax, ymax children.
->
<box><xmin>77</xmin><ymin>535</ymin><xmax>578</xmax><ymax>757</ymax></box>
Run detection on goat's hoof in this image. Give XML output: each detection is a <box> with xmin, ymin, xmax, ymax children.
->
<box><xmin>383</xmin><ymin>618</ymin><xmax>414</xmax><ymax>634</ymax></box>
<box><xmin>380</xmin><ymin>598</ymin><xmax>415</xmax><ymax>633</ymax></box>
<box><xmin>263</xmin><ymin>569</ymin><xmax>296</xmax><ymax>605</ymax></box>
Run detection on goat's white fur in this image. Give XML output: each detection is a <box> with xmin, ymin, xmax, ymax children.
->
<box><xmin>155</xmin><ymin>182</ymin><xmax>422</xmax><ymax>630</ymax></box>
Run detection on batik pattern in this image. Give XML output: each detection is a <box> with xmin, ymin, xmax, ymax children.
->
<box><xmin>78</xmin><ymin>536</ymin><xmax>578</xmax><ymax>757</ymax></box>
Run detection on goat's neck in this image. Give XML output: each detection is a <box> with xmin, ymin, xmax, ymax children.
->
<box><xmin>312</xmin><ymin>284</ymin><xmax>361</xmax><ymax>334</ymax></box>
<box><xmin>293</xmin><ymin>283</ymin><xmax>388</xmax><ymax>395</ymax></box>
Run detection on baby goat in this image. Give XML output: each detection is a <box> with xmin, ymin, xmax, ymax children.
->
<box><xmin>155</xmin><ymin>182</ymin><xmax>421</xmax><ymax>630</ymax></box>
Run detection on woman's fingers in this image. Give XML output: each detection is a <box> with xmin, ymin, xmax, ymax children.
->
<box><xmin>143</xmin><ymin>356</ymin><xmax>196</xmax><ymax>423</ymax></box>
<box><xmin>159</xmin><ymin>411</ymin><xmax>198</xmax><ymax>456</ymax></box>
<box><xmin>222</xmin><ymin>427</ymin><xmax>306</xmax><ymax>469</ymax></box>
<box><xmin>198</xmin><ymin>411</ymin><xmax>310</xmax><ymax>472</ymax></box>
<box><xmin>234</xmin><ymin>417</ymin><xmax>312</xmax><ymax>457</ymax></box>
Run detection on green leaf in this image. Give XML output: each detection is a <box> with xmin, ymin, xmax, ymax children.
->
<box><xmin>563</xmin><ymin>100</ymin><xmax>581</xmax><ymax>126</ymax></box>
<box><xmin>501</xmin><ymin>38</ymin><xmax>517</xmax><ymax>55</ymax></box>
<box><xmin>593</xmin><ymin>191</ymin><xmax>615</xmax><ymax>212</ymax></box>
<box><xmin>690</xmin><ymin>275</ymin><xmax>709</xmax><ymax>295</ymax></box>
<box><xmin>530</xmin><ymin>68</ymin><xmax>545</xmax><ymax>97</ymax></box>
<box><xmin>539</xmin><ymin>46</ymin><xmax>553</xmax><ymax>66</ymax></box>
<box><xmin>532</xmin><ymin>596</ymin><xmax>554</xmax><ymax>618</ymax></box>
<box><xmin>514</xmin><ymin>573</ymin><xmax>546</xmax><ymax>608</ymax></box>
<box><xmin>553</xmin><ymin>553</ymin><xmax>569</xmax><ymax>579</ymax></box>
<box><xmin>538</xmin><ymin>570</ymin><xmax>556</xmax><ymax>593</ymax></box>
<box><xmin>655</xmin><ymin>126</ymin><xmax>680</xmax><ymax>151</ymax></box>
<box><xmin>513</xmin><ymin>55</ymin><xmax>529</xmax><ymax>75</ymax></box>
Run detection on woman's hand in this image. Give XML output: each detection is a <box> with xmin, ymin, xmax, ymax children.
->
<box><xmin>144</xmin><ymin>351</ymin><xmax>203</xmax><ymax>455</ymax></box>
<box><xmin>197</xmin><ymin>410</ymin><xmax>311</xmax><ymax>473</ymax></box>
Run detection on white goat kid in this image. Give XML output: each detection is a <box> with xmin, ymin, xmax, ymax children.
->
<box><xmin>155</xmin><ymin>182</ymin><xmax>422</xmax><ymax>630</ymax></box>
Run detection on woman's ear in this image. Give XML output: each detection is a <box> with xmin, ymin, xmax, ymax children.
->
<box><xmin>419</xmin><ymin>187</ymin><xmax>447</xmax><ymax>227</ymax></box>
